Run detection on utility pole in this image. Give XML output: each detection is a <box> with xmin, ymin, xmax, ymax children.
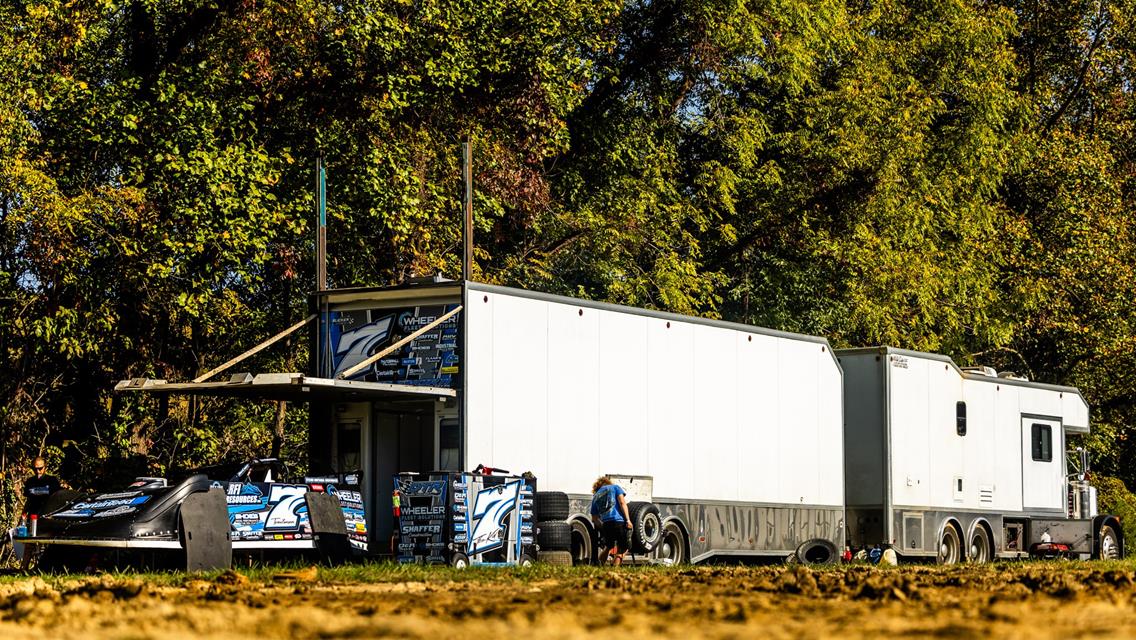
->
<box><xmin>461</xmin><ymin>137</ymin><xmax>473</xmax><ymax>281</ymax></box>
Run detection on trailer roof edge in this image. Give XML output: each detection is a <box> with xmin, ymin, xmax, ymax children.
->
<box><xmin>465</xmin><ymin>281</ymin><xmax>843</xmax><ymax>371</ymax></box>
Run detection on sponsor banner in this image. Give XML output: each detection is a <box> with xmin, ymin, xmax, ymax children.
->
<box><xmin>327</xmin><ymin>303</ymin><xmax>461</xmax><ymax>386</ymax></box>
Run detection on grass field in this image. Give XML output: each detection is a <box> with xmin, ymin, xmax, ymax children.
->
<box><xmin>2</xmin><ymin>560</ymin><xmax>1135</xmax><ymax>638</ymax></box>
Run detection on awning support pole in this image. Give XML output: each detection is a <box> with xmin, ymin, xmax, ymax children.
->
<box><xmin>337</xmin><ymin>305</ymin><xmax>463</xmax><ymax>380</ymax></box>
<box><xmin>193</xmin><ymin>315</ymin><xmax>317</xmax><ymax>383</ymax></box>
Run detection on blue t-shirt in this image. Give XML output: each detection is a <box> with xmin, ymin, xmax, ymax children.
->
<box><xmin>590</xmin><ymin>484</ymin><xmax>627</xmax><ymax>523</ymax></box>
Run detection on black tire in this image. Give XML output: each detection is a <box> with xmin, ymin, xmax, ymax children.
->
<box><xmin>628</xmin><ymin>502</ymin><xmax>662</xmax><ymax>553</ymax></box>
<box><xmin>536</xmin><ymin>520</ymin><xmax>572</xmax><ymax>551</ymax></box>
<box><xmin>539</xmin><ymin>550</ymin><xmax>573</xmax><ymax>566</ymax></box>
<box><xmin>795</xmin><ymin>538</ymin><xmax>838</xmax><ymax>565</ymax></box>
<box><xmin>517</xmin><ymin>552</ymin><xmax>536</xmax><ymax>567</ymax></box>
<box><xmin>450</xmin><ymin>552</ymin><xmax>470</xmax><ymax>569</ymax></box>
<box><xmin>656</xmin><ymin>520</ymin><xmax>687</xmax><ymax>565</ymax></box>
<box><xmin>569</xmin><ymin>519</ymin><xmax>596</xmax><ymax>566</ymax></box>
<box><xmin>968</xmin><ymin>527</ymin><xmax>992</xmax><ymax>564</ymax></box>
<box><xmin>1098</xmin><ymin>524</ymin><xmax>1122</xmax><ymax>560</ymax></box>
<box><xmin>938</xmin><ymin>524</ymin><xmax>962</xmax><ymax>565</ymax></box>
<box><xmin>533</xmin><ymin>492</ymin><xmax>570</xmax><ymax>522</ymax></box>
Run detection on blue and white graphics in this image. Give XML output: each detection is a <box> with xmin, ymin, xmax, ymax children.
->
<box><xmin>467</xmin><ymin>479</ymin><xmax>522</xmax><ymax>556</ymax></box>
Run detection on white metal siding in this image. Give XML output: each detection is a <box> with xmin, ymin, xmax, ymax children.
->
<box><xmin>597</xmin><ymin>312</ymin><xmax>650</xmax><ymax>476</ymax></box>
<box><xmin>778</xmin><ymin>340</ymin><xmax>820</xmax><ymax>503</ymax></box>
<box><xmin>545</xmin><ymin>304</ymin><xmax>601</xmax><ymax>491</ymax></box>
<box><xmin>693</xmin><ymin>326</ymin><xmax>739</xmax><ymax>501</ymax></box>
<box><xmin>646</xmin><ymin>318</ymin><xmax>696</xmax><ymax>499</ymax></box>
<box><xmin>880</xmin><ymin>352</ymin><xmax>1079</xmax><ymax>513</ymax></box>
<box><xmin>736</xmin><ymin>334</ymin><xmax>781</xmax><ymax>503</ymax></box>
<box><xmin>464</xmin><ymin>288</ymin><xmax>844</xmax><ymax>507</ymax></box>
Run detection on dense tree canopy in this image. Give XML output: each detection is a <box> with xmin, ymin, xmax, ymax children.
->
<box><xmin>2</xmin><ymin>0</ymin><xmax>1135</xmax><ymax>516</ymax></box>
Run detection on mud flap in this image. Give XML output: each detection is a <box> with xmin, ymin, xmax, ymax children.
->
<box><xmin>180</xmin><ymin>488</ymin><xmax>232</xmax><ymax>572</ymax></box>
<box><xmin>306</xmin><ymin>491</ymin><xmax>349</xmax><ymax>564</ymax></box>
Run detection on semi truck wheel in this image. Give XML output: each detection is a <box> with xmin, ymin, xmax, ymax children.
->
<box><xmin>656</xmin><ymin>520</ymin><xmax>687</xmax><ymax>565</ymax></box>
<box><xmin>628</xmin><ymin>502</ymin><xmax>662</xmax><ymax>553</ymax></box>
<box><xmin>937</xmin><ymin>524</ymin><xmax>961</xmax><ymax>565</ymax></box>
<box><xmin>569</xmin><ymin>519</ymin><xmax>596</xmax><ymax>565</ymax></box>
<box><xmin>536</xmin><ymin>521</ymin><xmax>572</xmax><ymax>551</ymax></box>
<box><xmin>1099</xmin><ymin>524</ymin><xmax>1121</xmax><ymax>560</ymax></box>
<box><xmin>533</xmin><ymin>492</ymin><xmax>570</xmax><ymax>521</ymax></box>
<box><xmin>968</xmin><ymin>527</ymin><xmax>991</xmax><ymax>564</ymax></box>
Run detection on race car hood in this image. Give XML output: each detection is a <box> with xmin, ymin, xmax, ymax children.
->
<box><xmin>36</xmin><ymin>474</ymin><xmax>212</xmax><ymax>540</ymax></box>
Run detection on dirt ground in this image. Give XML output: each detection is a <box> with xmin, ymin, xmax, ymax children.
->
<box><xmin>1</xmin><ymin>562</ymin><xmax>1135</xmax><ymax>639</ymax></box>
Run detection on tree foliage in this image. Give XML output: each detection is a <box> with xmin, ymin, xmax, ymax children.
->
<box><xmin>2</xmin><ymin>0</ymin><xmax>1136</xmax><ymax>504</ymax></box>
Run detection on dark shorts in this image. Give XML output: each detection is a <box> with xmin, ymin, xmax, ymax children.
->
<box><xmin>601</xmin><ymin>520</ymin><xmax>631</xmax><ymax>553</ymax></box>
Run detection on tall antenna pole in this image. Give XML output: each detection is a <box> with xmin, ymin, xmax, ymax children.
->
<box><xmin>461</xmin><ymin>136</ymin><xmax>473</xmax><ymax>281</ymax></box>
<box><xmin>316</xmin><ymin>156</ymin><xmax>327</xmax><ymax>291</ymax></box>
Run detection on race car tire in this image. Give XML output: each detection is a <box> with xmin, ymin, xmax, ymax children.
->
<box><xmin>306</xmin><ymin>491</ymin><xmax>350</xmax><ymax>565</ymax></box>
<box><xmin>180</xmin><ymin>488</ymin><xmax>232</xmax><ymax>572</ymax></box>
<box><xmin>539</xmin><ymin>550</ymin><xmax>573</xmax><ymax>566</ymax></box>
<box><xmin>628</xmin><ymin>502</ymin><xmax>662</xmax><ymax>554</ymax></box>
<box><xmin>536</xmin><ymin>520</ymin><xmax>572</xmax><ymax>551</ymax></box>
<box><xmin>451</xmin><ymin>552</ymin><xmax>469</xmax><ymax>569</ymax></box>
<box><xmin>36</xmin><ymin>545</ymin><xmax>84</xmax><ymax>573</ymax></box>
<box><xmin>795</xmin><ymin>538</ymin><xmax>839</xmax><ymax>565</ymax></box>
<box><xmin>533</xmin><ymin>492</ymin><xmax>570</xmax><ymax>522</ymax></box>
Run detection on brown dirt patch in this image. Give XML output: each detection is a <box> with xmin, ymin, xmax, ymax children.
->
<box><xmin>0</xmin><ymin>563</ymin><xmax>1134</xmax><ymax>639</ymax></box>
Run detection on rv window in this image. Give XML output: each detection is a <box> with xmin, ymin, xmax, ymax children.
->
<box><xmin>1031</xmin><ymin>423</ymin><xmax>1052</xmax><ymax>462</ymax></box>
<box><xmin>438</xmin><ymin>418</ymin><xmax>460</xmax><ymax>471</ymax></box>
<box><xmin>956</xmin><ymin>402</ymin><xmax>967</xmax><ymax>436</ymax></box>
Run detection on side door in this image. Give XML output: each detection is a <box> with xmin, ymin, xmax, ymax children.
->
<box><xmin>1021</xmin><ymin>416</ymin><xmax>1064</xmax><ymax>512</ymax></box>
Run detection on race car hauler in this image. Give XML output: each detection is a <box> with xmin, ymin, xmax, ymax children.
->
<box><xmin>839</xmin><ymin>347</ymin><xmax>1123</xmax><ymax>562</ymax></box>
<box><xmin>307</xmin><ymin>279</ymin><xmax>846</xmax><ymax>564</ymax></box>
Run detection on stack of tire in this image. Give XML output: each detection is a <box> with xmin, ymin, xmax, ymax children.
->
<box><xmin>533</xmin><ymin>491</ymin><xmax>572</xmax><ymax>566</ymax></box>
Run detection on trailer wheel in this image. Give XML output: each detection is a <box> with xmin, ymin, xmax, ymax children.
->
<box><xmin>450</xmin><ymin>552</ymin><xmax>470</xmax><ymax>569</ymax></box>
<box><xmin>628</xmin><ymin>502</ymin><xmax>662</xmax><ymax>553</ymax></box>
<box><xmin>937</xmin><ymin>524</ymin><xmax>962</xmax><ymax>565</ymax></box>
<box><xmin>533</xmin><ymin>492</ymin><xmax>570</xmax><ymax>521</ymax></box>
<box><xmin>1099</xmin><ymin>524</ymin><xmax>1121</xmax><ymax>560</ymax></box>
<box><xmin>968</xmin><ymin>527</ymin><xmax>992</xmax><ymax>564</ymax></box>
<box><xmin>569</xmin><ymin>519</ymin><xmax>595</xmax><ymax>565</ymax></box>
<box><xmin>656</xmin><ymin>520</ymin><xmax>687</xmax><ymax>565</ymax></box>
<box><xmin>536</xmin><ymin>521</ymin><xmax>572</xmax><ymax>551</ymax></box>
<box><xmin>517</xmin><ymin>552</ymin><xmax>536</xmax><ymax>568</ymax></box>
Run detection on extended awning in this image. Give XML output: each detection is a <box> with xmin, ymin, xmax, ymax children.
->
<box><xmin>115</xmin><ymin>373</ymin><xmax>456</xmax><ymax>402</ymax></box>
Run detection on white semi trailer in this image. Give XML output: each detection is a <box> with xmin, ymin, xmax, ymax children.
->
<box><xmin>309</xmin><ymin>279</ymin><xmax>846</xmax><ymax>564</ymax></box>
<box><xmin>839</xmin><ymin>347</ymin><xmax>1123</xmax><ymax>562</ymax></box>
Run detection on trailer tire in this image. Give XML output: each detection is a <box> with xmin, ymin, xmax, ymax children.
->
<box><xmin>450</xmin><ymin>552</ymin><xmax>470</xmax><ymax>569</ymax></box>
<box><xmin>937</xmin><ymin>523</ymin><xmax>962</xmax><ymax>565</ymax></box>
<box><xmin>656</xmin><ymin>520</ymin><xmax>688</xmax><ymax>565</ymax></box>
<box><xmin>628</xmin><ymin>502</ymin><xmax>662</xmax><ymax>553</ymax></box>
<box><xmin>967</xmin><ymin>527</ymin><xmax>992</xmax><ymax>564</ymax></box>
<box><xmin>539</xmin><ymin>550</ymin><xmax>573</xmax><ymax>566</ymax></box>
<box><xmin>796</xmin><ymin>538</ymin><xmax>838</xmax><ymax>565</ymax></box>
<box><xmin>1099</xmin><ymin>524</ymin><xmax>1121</xmax><ymax>560</ymax></box>
<box><xmin>569</xmin><ymin>519</ymin><xmax>596</xmax><ymax>565</ymax></box>
<box><xmin>518</xmin><ymin>552</ymin><xmax>536</xmax><ymax>567</ymax></box>
<box><xmin>533</xmin><ymin>492</ymin><xmax>570</xmax><ymax>521</ymax></box>
<box><xmin>536</xmin><ymin>521</ymin><xmax>572</xmax><ymax>551</ymax></box>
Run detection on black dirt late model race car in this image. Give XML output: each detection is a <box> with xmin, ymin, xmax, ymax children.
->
<box><xmin>15</xmin><ymin>459</ymin><xmax>367</xmax><ymax>572</ymax></box>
